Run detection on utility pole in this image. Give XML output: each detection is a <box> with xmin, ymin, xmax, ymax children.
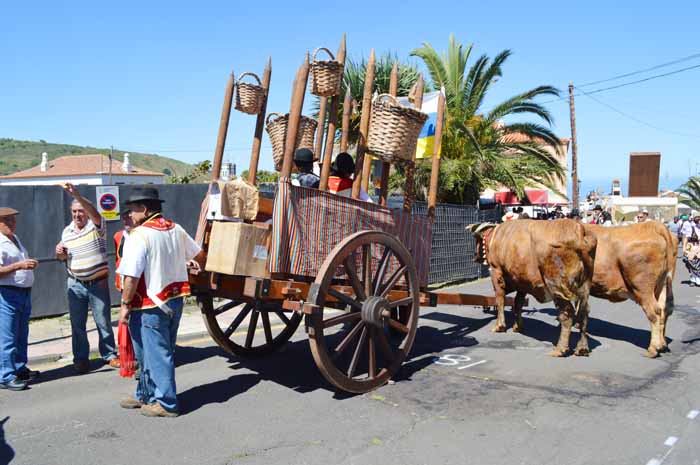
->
<box><xmin>568</xmin><ymin>82</ymin><xmax>579</xmax><ymax>209</ymax></box>
<box><xmin>109</xmin><ymin>146</ymin><xmax>113</xmax><ymax>185</ymax></box>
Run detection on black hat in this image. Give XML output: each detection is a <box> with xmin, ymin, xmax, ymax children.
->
<box><xmin>125</xmin><ymin>187</ymin><xmax>165</xmax><ymax>205</ymax></box>
<box><xmin>332</xmin><ymin>152</ymin><xmax>355</xmax><ymax>176</ymax></box>
<box><xmin>294</xmin><ymin>148</ymin><xmax>314</xmax><ymax>163</ymax></box>
<box><xmin>593</xmin><ymin>205</ymin><xmax>602</xmax><ymax>211</ymax></box>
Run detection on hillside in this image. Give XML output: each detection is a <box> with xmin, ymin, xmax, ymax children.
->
<box><xmin>0</xmin><ymin>138</ymin><xmax>194</xmax><ymax>180</ymax></box>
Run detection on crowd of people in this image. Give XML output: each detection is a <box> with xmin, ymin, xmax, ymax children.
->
<box><xmin>0</xmin><ymin>183</ymin><xmax>202</xmax><ymax>418</ymax></box>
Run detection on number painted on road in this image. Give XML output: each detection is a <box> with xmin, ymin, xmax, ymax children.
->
<box><xmin>433</xmin><ymin>354</ymin><xmax>487</xmax><ymax>370</ymax></box>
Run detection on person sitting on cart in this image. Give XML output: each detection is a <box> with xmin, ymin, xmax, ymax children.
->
<box><xmin>328</xmin><ymin>152</ymin><xmax>372</xmax><ymax>202</ymax></box>
<box><xmin>291</xmin><ymin>148</ymin><xmax>320</xmax><ymax>189</ymax></box>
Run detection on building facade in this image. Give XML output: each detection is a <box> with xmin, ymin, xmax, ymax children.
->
<box><xmin>0</xmin><ymin>153</ymin><xmax>164</xmax><ymax>186</ymax></box>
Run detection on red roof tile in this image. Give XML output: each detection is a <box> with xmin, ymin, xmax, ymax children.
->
<box><xmin>0</xmin><ymin>154</ymin><xmax>164</xmax><ymax>179</ymax></box>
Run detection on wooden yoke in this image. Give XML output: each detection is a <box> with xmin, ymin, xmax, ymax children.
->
<box><xmin>427</xmin><ymin>90</ymin><xmax>446</xmax><ymax>218</ymax></box>
<box><xmin>212</xmin><ymin>72</ymin><xmax>235</xmax><ymax>181</ymax></box>
<box><xmin>402</xmin><ymin>75</ymin><xmax>424</xmax><ymax>212</ymax></box>
<box><xmin>279</xmin><ymin>54</ymin><xmax>310</xmax><ymax>180</ymax></box>
<box><xmin>352</xmin><ymin>49</ymin><xmax>376</xmax><ymax>199</ymax></box>
<box><xmin>248</xmin><ymin>58</ymin><xmax>272</xmax><ymax>185</ymax></box>
<box><xmin>319</xmin><ymin>35</ymin><xmax>347</xmax><ymax>191</ymax></box>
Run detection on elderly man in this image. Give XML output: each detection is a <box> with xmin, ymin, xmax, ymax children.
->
<box><xmin>117</xmin><ymin>187</ymin><xmax>204</xmax><ymax>417</ymax></box>
<box><xmin>291</xmin><ymin>148</ymin><xmax>320</xmax><ymax>189</ymax></box>
<box><xmin>0</xmin><ymin>207</ymin><xmax>38</xmax><ymax>391</ymax></box>
<box><xmin>55</xmin><ymin>183</ymin><xmax>118</xmax><ymax>374</ymax></box>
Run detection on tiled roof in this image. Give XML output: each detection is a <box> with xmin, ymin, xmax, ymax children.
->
<box><xmin>0</xmin><ymin>154</ymin><xmax>165</xmax><ymax>179</ymax></box>
<box><xmin>500</xmin><ymin>132</ymin><xmax>570</xmax><ymax>145</ymax></box>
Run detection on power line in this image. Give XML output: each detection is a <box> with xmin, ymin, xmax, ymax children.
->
<box><xmin>578</xmin><ymin>52</ymin><xmax>700</xmax><ymax>87</ymax></box>
<box><xmin>581</xmin><ymin>62</ymin><xmax>700</xmax><ymax>95</ymax></box>
<box><xmin>573</xmin><ymin>85</ymin><xmax>700</xmax><ymax>139</ymax></box>
<box><xmin>540</xmin><ymin>61</ymin><xmax>700</xmax><ymax>104</ymax></box>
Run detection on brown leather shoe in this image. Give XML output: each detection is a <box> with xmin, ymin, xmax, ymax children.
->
<box><xmin>73</xmin><ymin>361</ymin><xmax>90</xmax><ymax>374</ymax></box>
<box><xmin>119</xmin><ymin>397</ymin><xmax>144</xmax><ymax>409</ymax></box>
<box><xmin>140</xmin><ymin>403</ymin><xmax>179</xmax><ymax>418</ymax></box>
<box><xmin>107</xmin><ymin>358</ymin><xmax>120</xmax><ymax>369</ymax></box>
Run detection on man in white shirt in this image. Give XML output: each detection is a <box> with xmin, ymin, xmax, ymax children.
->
<box><xmin>116</xmin><ymin>188</ymin><xmax>204</xmax><ymax>417</ymax></box>
<box><xmin>0</xmin><ymin>207</ymin><xmax>38</xmax><ymax>391</ymax></box>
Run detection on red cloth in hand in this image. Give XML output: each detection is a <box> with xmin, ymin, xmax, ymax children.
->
<box><xmin>118</xmin><ymin>321</ymin><xmax>136</xmax><ymax>378</ymax></box>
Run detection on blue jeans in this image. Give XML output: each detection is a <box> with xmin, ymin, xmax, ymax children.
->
<box><xmin>129</xmin><ymin>298</ymin><xmax>183</xmax><ymax>413</ymax></box>
<box><xmin>67</xmin><ymin>277</ymin><xmax>116</xmax><ymax>363</ymax></box>
<box><xmin>0</xmin><ymin>287</ymin><xmax>31</xmax><ymax>384</ymax></box>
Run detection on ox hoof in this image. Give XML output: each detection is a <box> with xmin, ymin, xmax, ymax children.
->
<box><xmin>644</xmin><ymin>348</ymin><xmax>659</xmax><ymax>358</ymax></box>
<box><xmin>511</xmin><ymin>324</ymin><xmax>523</xmax><ymax>333</ymax></box>
<box><xmin>491</xmin><ymin>324</ymin><xmax>507</xmax><ymax>333</ymax></box>
<box><xmin>574</xmin><ymin>347</ymin><xmax>590</xmax><ymax>357</ymax></box>
<box><xmin>549</xmin><ymin>348</ymin><xmax>571</xmax><ymax>357</ymax></box>
<box><xmin>655</xmin><ymin>344</ymin><xmax>670</xmax><ymax>354</ymax></box>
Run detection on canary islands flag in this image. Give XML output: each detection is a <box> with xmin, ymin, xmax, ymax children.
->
<box><xmin>397</xmin><ymin>88</ymin><xmax>444</xmax><ymax>159</ymax></box>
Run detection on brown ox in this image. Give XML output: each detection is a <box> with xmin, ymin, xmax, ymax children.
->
<box><xmin>583</xmin><ymin>222</ymin><xmax>677</xmax><ymax>357</ymax></box>
<box><xmin>468</xmin><ymin>219</ymin><xmax>597</xmax><ymax>357</ymax></box>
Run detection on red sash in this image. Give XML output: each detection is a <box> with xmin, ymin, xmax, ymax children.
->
<box><xmin>129</xmin><ymin>214</ymin><xmax>190</xmax><ymax>310</ymax></box>
<box><xmin>327</xmin><ymin>176</ymin><xmax>353</xmax><ymax>193</ymax></box>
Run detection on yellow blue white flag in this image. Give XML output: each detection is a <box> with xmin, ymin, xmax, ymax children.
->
<box><xmin>397</xmin><ymin>88</ymin><xmax>444</xmax><ymax>159</ymax></box>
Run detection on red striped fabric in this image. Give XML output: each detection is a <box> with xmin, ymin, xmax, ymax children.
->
<box><xmin>269</xmin><ymin>182</ymin><xmax>432</xmax><ymax>286</ymax></box>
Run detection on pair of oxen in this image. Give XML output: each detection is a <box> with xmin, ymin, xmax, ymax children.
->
<box><xmin>467</xmin><ymin>220</ymin><xmax>677</xmax><ymax>358</ymax></box>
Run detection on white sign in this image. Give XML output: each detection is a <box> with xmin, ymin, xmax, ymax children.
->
<box><xmin>96</xmin><ymin>186</ymin><xmax>120</xmax><ymax>221</ymax></box>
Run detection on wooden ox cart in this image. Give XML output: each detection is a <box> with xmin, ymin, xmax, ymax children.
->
<box><xmin>189</xmin><ymin>36</ymin><xmax>516</xmax><ymax>393</ymax></box>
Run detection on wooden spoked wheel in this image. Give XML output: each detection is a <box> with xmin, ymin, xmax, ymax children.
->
<box><xmin>306</xmin><ymin>231</ymin><xmax>420</xmax><ymax>393</ymax></box>
<box><xmin>198</xmin><ymin>296</ymin><xmax>302</xmax><ymax>357</ymax></box>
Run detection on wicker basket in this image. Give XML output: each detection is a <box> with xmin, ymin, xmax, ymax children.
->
<box><xmin>310</xmin><ymin>47</ymin><xmax>343</xmax><ymax>97</ymax></box>
<box><xmin>265</xmin><ymin>112</ymin><xmax>318</xmax><ymax>170</ymax></box>
<box><xmin>235</xmin><ymin>72</ymin><xmax>264</xmax><ymax>115</ymax></box>
<box><xmin>367</xmin><ymin>94</ymin><xmax>429</xmax><ymax>164</ymax></box>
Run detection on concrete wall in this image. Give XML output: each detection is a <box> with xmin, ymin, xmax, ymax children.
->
<box><xmin>0</xmin><ymin>183</ymin><xmax>208</xmax><ymax>317</ymax></box>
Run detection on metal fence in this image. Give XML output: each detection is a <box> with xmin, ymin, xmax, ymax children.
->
<box><xmin>0</xmin><ymin>184</ymin><xmax>209</xmax><ymax>318</ymax></box>
<box><xmin>412</xmin><ymin>202</ymin><xmax>501</xmax><ymax>284</ymax></box>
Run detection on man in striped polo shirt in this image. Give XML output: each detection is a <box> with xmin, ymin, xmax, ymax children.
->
<box><xmin>55</xmin><ymin>183</ymin><xmax>118</xmax><ymax>374</ymax></box>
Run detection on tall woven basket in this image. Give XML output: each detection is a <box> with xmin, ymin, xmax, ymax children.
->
<box><xmin>310</xmin><ymin>47</ymin><xmax>343</xmax><ymax>97</ymax></box>
<box><xmin>265</xmin><ymin>113</ymin><xmax>318</xmax><ymax>170</ymax></box>
<box><xmin>235</xmin><ymin>72</ymin><xmax>264</xmax><ymax>115</ymax></box>
<box><xmin>367</xmin><ymin>94</ymin><xmax>429</xmax><ymax>164</ymax></box>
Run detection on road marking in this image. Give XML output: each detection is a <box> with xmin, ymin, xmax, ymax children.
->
<box><xmin>687</xmin><ymin>410</ymin><xmax>699</xmax><ymax>420</ymax></box>
<box><xmin>646</xmin><ymin>459</ymin><xmax>662</xmax><ymax>465</ymax></box>
<box><xmin>458</xmin><ymin>360</ymin><xmax>488</xmax><ymax>370</ymax></box>
<box><xmin>664</xmin><ymin>436</ymin><xmax>678</xmax><ymax>447</ymax></box>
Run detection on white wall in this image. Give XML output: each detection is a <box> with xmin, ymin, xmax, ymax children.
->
<box><xmin>0</xmin><ymin>174</ymin><xmax>164</xmax><ymax>186</ymax></box>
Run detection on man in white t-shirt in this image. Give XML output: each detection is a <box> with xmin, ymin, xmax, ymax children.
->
<box><xmin>116</xmin><ymin>188</ymin><xmax>204</xmax><ymax>417</ymax></box>
<box><xmin>0</xmin><ymin>207</ymin><xmax>38</xmax><ymax>391</ymax></box>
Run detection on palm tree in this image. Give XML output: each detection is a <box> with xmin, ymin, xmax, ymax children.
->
<box><xmin>312</xmin><ymin>53</ymin><xmax>420</xmax><ymax>147</ymax></box>
<box><xmin>408</xmin><ymin>35</ymin><xmax>566</xmax><ymax>204</ymax></box>
<box><xmin>679</xmin><ymin>176</ymin><xmax>700</xmax><ymax>210</ymax></box>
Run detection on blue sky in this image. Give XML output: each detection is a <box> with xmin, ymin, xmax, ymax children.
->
<box><xmin>2</xmin><ymin>1</ymin><xmax>699</xmax><ymax>196</ymax></box>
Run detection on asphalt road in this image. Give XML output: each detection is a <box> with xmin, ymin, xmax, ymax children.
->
<box><xmin>2</xmin><ymin>264</ymin><xmax>700</xmax><ymax>465</ymax></box>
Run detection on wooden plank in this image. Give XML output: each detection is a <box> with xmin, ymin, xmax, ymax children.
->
<box><xmin>433</xmin><ymin>293</ymin><xmax>522</xmax><ymax>307</ymax></box>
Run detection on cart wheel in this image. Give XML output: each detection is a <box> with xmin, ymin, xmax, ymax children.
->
<box><xmin>306</xmin><ymin>231</ymin><xmax>419</xmax><ymax>393</ymax></box>
<box><xmin>197</xmin><ymin>296</ymin><xmax>302</xmax><ymax>357</ymax></box>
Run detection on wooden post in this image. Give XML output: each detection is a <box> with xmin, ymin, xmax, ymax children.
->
<box><xmin>340</xmin><ymin>87</ymin><xmax>352</xmax><ymax>152</ymax></box>
<box><xmin>568</xmin><ymin>82</ymin><xmax>579</xmax><ymax>209</ymax></box>
<box><xmin>320</xmin><ymin>34</ymin><xmax>347</xmax><ymax>191</ymax></box>
<box><xmin>427</xmin><ymin>90</ymin><xmax>446</xmax><ymax>218</ymax></box>
<box><xmin>353</xmin><ymin>49</ymin><xmax>375</xmax><ymax>199</ymax></box>
<box><xmin>403</xmin><ymin>75</ymin><xmax>424</xmax><ymax>211</ymax></box>
<box><xmin>314</xmin><ymin>97</ymin><xmax>328</xmax><ymax>160</ymax></box>
<box><xmin>248</xmin><ymin>57</ymin><xmax>272</xmax><ymax>185</ymax></box>
<box><xmin>212</xmin><ymin>72</ymin><xmax>235</xmax><ymax>181</ymax></box>
<box><xmin>377</xmin><ymin>61</ymin><xmax>399</xmax><ymax>206</ymax></box>
<box><xmin>280</xmin><ymin>54</ymin><xmax>310</xmax><ymax>179</ymax></box>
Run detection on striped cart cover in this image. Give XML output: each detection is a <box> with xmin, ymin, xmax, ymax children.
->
<box><xmin>270</xmin><ymin>181</ymin><xmax>433</xmax><ymax>286</ymax></box>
